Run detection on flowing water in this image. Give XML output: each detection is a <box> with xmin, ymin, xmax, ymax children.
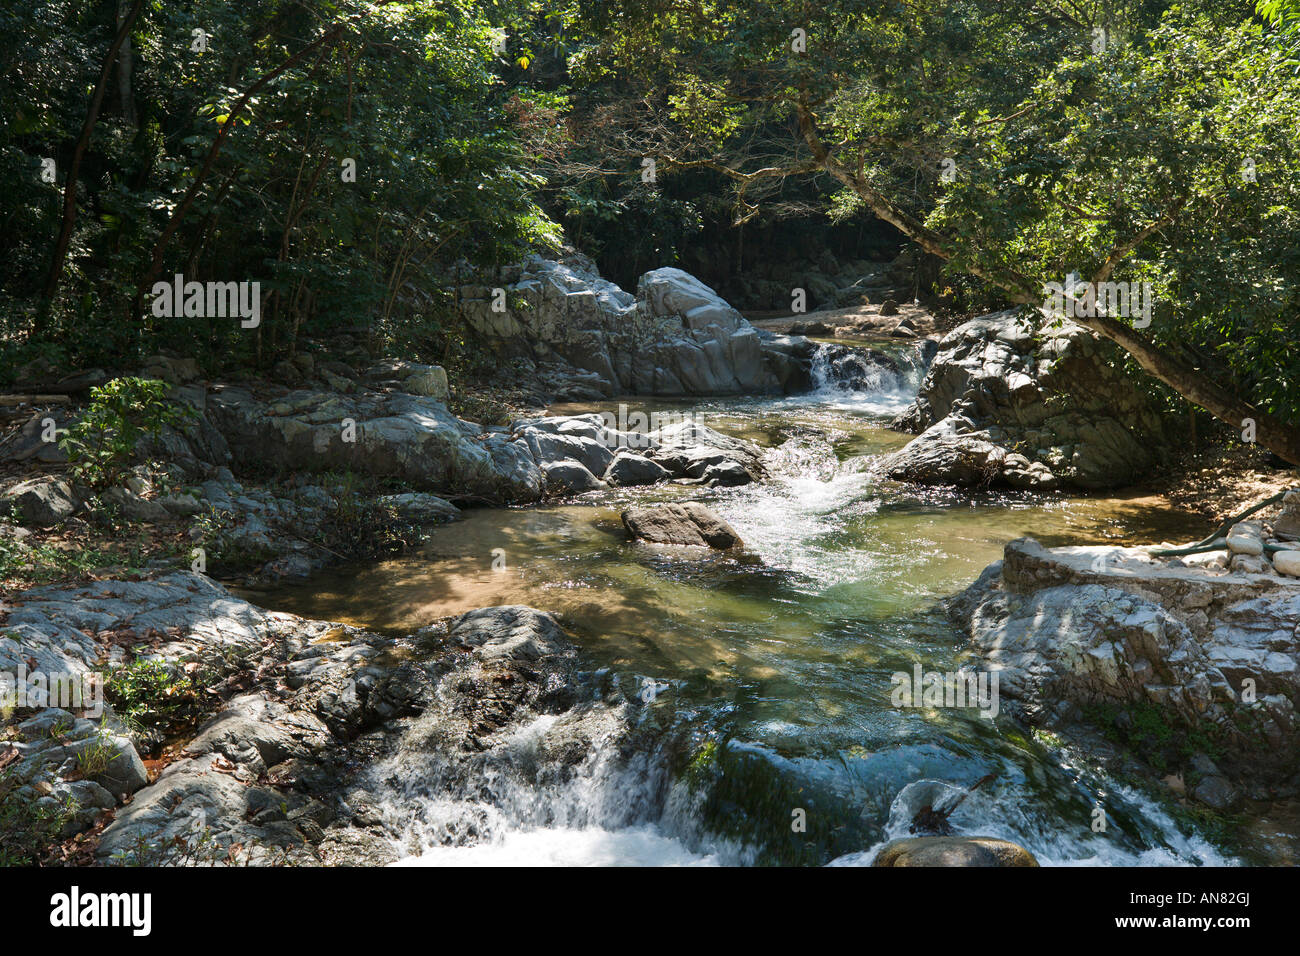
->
<box><xmin>247</xmin><ymin>340</ymin><xmax>1258</xmax><ymax>867</ymax></box>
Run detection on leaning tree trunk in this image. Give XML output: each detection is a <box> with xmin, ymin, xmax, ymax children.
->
<box><xmin>1065</xmin><ymin>311</ymin><xmax>1300</xmax><ymax>467</ymax></box>
<box><xmin>793</xmin><ymin>103</ymin><xmax>1300</xmax><ymax>469</ymax></box>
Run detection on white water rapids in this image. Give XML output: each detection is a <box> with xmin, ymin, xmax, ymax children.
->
<box><xmin>240</xmin><ymin>340</ymin><xmax>1237</xmax><ymax>866</ymax></box>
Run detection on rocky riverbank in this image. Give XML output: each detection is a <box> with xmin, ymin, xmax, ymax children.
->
<box><xmin>880</xmin><ymin>309</ymin><xmax>1172</xmax><ymax>490</ymax></box>
<box><xmin>945</xmin><ymin>517</ymin><xmax>1300</xmax><ymax>809</ymax></box>
<box><xmin>3</xmin><ymin>260</ymin><xmax>1297</xmax><ymax>867</ymax></box>
<box><xmin>0</xmin><ymin>568</ymin><xmax>664</xmax><ymax>865</ymax></box>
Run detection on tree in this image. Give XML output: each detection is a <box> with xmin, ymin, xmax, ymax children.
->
<box><xmin>576</xmin><ymin>0</ymin><xmax>1300</xmax><ymax>464</ymax></box>
<box><xmin>1</xmin><ymin>0</ymin><xmax>561</xmax><ymax>375</ymax></box>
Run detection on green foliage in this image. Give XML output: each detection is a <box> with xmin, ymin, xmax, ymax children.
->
<box><xmin>59</xmin><ymin>377</ymin><xmax>193</xmax><ymax>487</ymax></box>
<box><xmin>2</xmin><ymin>0</ymin><xmax>563</xmax><ymax>372</ymax></box>
<box><xmin>314</xmin><ymin>472</ymin><xmax>411</xmax><ymax>559</ymax></box>
<box><xmin>0</xmin><ymin>535</ymin><xmax>146</xmax><ymax>586</ymax></box>
<box><xmin>929</xmin><ymin>9</ymin><xmax>1300</xmax><ymax>425</ymax></box>
<box><xmin>105</xmin><ymin>659</ymin><xmax>203</xmax><ymax>732</ymax></box>
<box><xmin>0</xmin><ymin>770</ymin><xmax>77</xmax><ymax>866</ymax></box>
<box><xmin>1091</xmin><ymin>700</ymin><xmax>1226</xmax><ymax>773</ymax></box>
<box><xmin>576</xmin><ymin>0</ymin><xmax>1300</xmax><ymax>438</ymax></box>
<box><xmin>72</xmin><ymin>730</ymin><xmax>116</xmax><ymax>778</ymax></box>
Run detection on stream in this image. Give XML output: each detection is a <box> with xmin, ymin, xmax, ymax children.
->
<box><xmin>246</xmin><ymin>339</ymin><xmax>1249</xmax><ymax>867</ymax></box>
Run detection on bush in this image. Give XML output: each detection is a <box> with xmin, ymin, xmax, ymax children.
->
<box><xmin>105</xmin><ymin>659</ymin><xmax>203</xmax><ymax>732</ymax></box>
<box><xmin>59</xmin><ymin>377</ymin><xmax>194</xmax><ymax>488</ymax></box>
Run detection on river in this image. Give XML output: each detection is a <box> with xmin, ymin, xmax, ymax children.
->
<box><xmin>245</xmin><ymin>340</ymin><xmax>1260</xmax><ymax>866</ymax></box>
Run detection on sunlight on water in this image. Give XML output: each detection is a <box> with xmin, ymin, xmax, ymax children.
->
<box><xmin>249</xmin><ymin>349</ymin><xmax>1241</xmax><ymax>866</ymax></box>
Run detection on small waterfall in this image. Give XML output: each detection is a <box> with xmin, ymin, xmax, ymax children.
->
<box><xmin>828</xmin><ymin>778</ymin><xmax>1234</xmax><ymax>867</ymax></box>
<box><xmin>789</xmin><ymin>340</ymin><xmax>932</xmax><ymax>417</ymax></box>
<box><xmin>366</xmin><ymin>687</ymin><xmax>750</xmax><ymax>866</ymax></box>
<box><xmin>808</xmin><ymin>341</ymin><xmax>932</xmax><ymax>394</ymax></box>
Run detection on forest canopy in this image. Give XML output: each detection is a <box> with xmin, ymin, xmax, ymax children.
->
<box><xmin>2</xmin><ymin>0</ymin><xmax>1298</xmax><ymax>460</ymax></box>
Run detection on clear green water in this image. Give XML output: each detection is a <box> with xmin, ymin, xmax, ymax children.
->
<box><xmin>245</xmin><ymin>387</ymin><xmax>1279</xmax><ymax>866</ymax></box>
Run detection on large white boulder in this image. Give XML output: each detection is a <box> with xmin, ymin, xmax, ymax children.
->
<box><xmin>459</xmin><ymin>256</ymin><xmax>786</xmax><ymax>398</ymax></box>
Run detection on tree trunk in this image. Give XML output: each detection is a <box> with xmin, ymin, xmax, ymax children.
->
<box><xmin>39</xmin><ymin>0</ymin><xmax>146</xmax><ymax>325</ymax></box>
<box><xmin>116</xmin><ymin>0</ymin><xmax>137</xmax><ymax>126</ymax></box>
<box><xmin>793</xmin><ymin>103</ymin><xmax>1300</xmax><ymax>468</ymax></box>
<box><xmin>1067</xmin><ymin>310</ymin><xmax>1300</xmax><ymax>467</ymax></box>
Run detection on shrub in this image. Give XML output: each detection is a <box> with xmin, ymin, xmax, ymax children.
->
<box><xmin>59</xmin><ymin>377</ymin><xmax>194</xmax><ymax>488</ymax></box>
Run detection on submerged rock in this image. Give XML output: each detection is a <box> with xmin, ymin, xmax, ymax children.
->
<box><xmin>449</xmin><ymin>606</ymin><xmax>570</xmax><ymax>661</ymax></box>
<box><xmin>873</xmin><ymin>836</ymin><xmax>1039</xmax><ymax>867</ymax></box>
<box><xmin>622</xmin><ymin>503</ymin><xmax>744</xmax><ymax>550</ymax></box>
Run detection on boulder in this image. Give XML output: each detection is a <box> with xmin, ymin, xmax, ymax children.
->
<box><xmin>885</xmin><ymin>310</ymin><xmax>1171</xmax><ymax>489</ymax></box>
<box><xmin>140</xmin><ymin>354</ymin><xmax>200</xmax><ymax>385</ymax></box>
<box><xmin>0</xmin><ymin>412</ymin><xmax>71</xmax><ymax>464</ymax></box>
<box><xmin>459</xmin><ymin>256</ymin><xmax>790</xmax><ymax>397</ymax></box>
<box><xmin>7</xmin><ymin>714</ymin><xmax>149</xmax><ymax>803</ymax></box>
<box><xmin>756</xmin><ymin>332</ymin><xmax>818</xmax><ymax>393</ymax></box>
<box><xmin>205</xmin><ymin>386</ymin><xmax>544</xmax><ymax>503</ymax></box>
<box><xmin>1274</xmin><ymin>490</ymin><xmax>1300</xmax><ymax>540</ymax></box>
<box><xmin>1226</xmin><ymin>521</ymin><xmax>1265</xmax><ymax>556</ymax></box>
<box><xmin>947</xmin><ymin>537</ymin><xmax>1300</xmax><ymax>789</ymax></box>
<box><xmin>873</xmin><ymin>836</ymin><xmax>1038</xmax><ymax>867</ymax></box>
<box><xmin>702</xmin><ymin>460</ymin><xmax>752</xmax><ymax>487</ymax></box>
<box><xmin>1273</xmin><ymin>550</ymin><xmax>1300</xmax><ymax>577</ymax></box>
<box><xmin>542</xmin><ymin>460</ymin><xmax>606</xmax><ymax>495</ymax></box>
<box><xmin>622</xmin><ymin>503</ymin><xmax>743</xmax><ymax>550</ymax></box>
<box><xmin>365</xmin><ymin>359</ymin><xmax>449</xmax><ymax>400</ymax></box>
<box><xmin>376</xmin><ymin>492</ymin><xmax>459</xmax><ymax>522</ymax></box>
<box><xmin>1229</xmin><ymin>553</ymin><xmax>1269</xmax><ymax>574</ymax></box>
<box><xmin>517</xmin><ymin>415</ymin><xmax>617</xmax><ymax>476</ymax></box>
<box><xmin>1188</xmin><ymin>755</ymin><xmax>1241</xmax><ymax>810</ymax></box>
<box><xmin>516</xmin><ymin>414</ymin><xmax>764</xmax><ymax>488</ymax></box>
<box><xmin>159</xmin><ymin>492</ymin><xmax>203</xmax><ymax>517</ymax></box>
<box><xmin>645</xmin><ymin>419</ymin><xmax>764</xmax><ymax>481</ymax></box>
<box><xmin>136</xmin><ymin>385</ymin><xmax>233</xmax><ymax>477</ymax></box>
<box><xmin>1</xmin><ymin>476</ymin><xmax>78</xmax><ymax>526</ymax></box>
<box><xmin>604</xmin><ymin>451</ymin><xmax>671</xmax><ymax>487</ymax></box>
<box><xmin>103</xmin><ymin>486</ymin><xmax>170</xmax><ymax>522</ymax></box>
<box><xmin>879</xmin><ymin>425</ymin><xmax>1060</xmax><ymax>489</ymax></box>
